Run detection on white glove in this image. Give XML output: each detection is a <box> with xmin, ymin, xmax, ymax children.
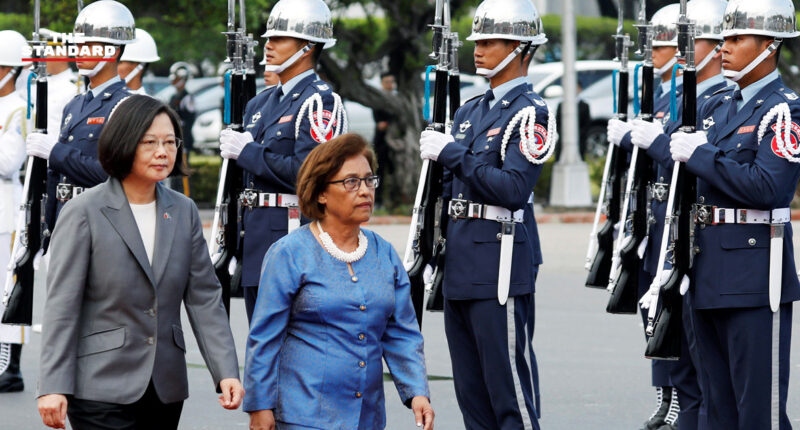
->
<box><xmin>219</xmin><ymin>129</ymin><xmax>253</xmax><ymax>160</ymax></box>
<box><xmin>679</xmin><ymin>274</ymin><xmax>691</xmax><ymax>296</ymax></box>
<box><xmin>637</xmin><ymin>236</ymin><xmax>649</xmax><ymax>259</ymax></box>
<box><xmin>639</xmin><ymin>268</ymin><xmax>671</xmax><ymax>309</ymax></box>
<box><xmin>419</xmin><ymin>130</ymin><xmax>454</xmax><ymax>161</ymax></box>
<box><xmin>26</xmin><ymin>132</ymin><xmax>57</xmax><ymax>160</ymax></box>
<box><xmin>607</xmin><ymin>118</ymin><xmax>632</xmax><ymax>147</ymax></box>
<box><xmin>423</xmin><ymin>264</ymin><xmax>434</xmax><ymax>285</ymax></box>
<box><xmin>630</xmin><ymin>119</ymin><xmax>664</xmax><ymax>150</ymax></box>
<box><xmin>670</xmin><ymin>131</ymin><xmax>708</xmax><ymax>163</ymax></box>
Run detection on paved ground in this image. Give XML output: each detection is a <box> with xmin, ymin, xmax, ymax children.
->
<box><xmin>3</xmin><ymin>220</ymin><xmax>800</xmax><ymax>429</ymax></box>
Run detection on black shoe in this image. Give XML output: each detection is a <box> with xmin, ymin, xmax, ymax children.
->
<box><xmin>0</xmin><ymin>343</ymin><xmax>23</xmax><ymax>393</ymax></box>
<box><xmin>641</xmin><ymin>386</ymin><xmax>672</xmax><ymax>430</ymax></box>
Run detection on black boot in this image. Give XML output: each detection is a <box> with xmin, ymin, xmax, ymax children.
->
<box><xmin>641</xmin><ymin>386</ymin><xmax>672</xmax><ymax>430</ymax></box>
<box><xmin>0</xmin><ymin>343</ymin><xmax>23</xmax><ymax>393</ymax></box>
<box><xmin>656</xmin><ymin>387</ymin><xmax>680</xmax><ymax>430</ymax></box>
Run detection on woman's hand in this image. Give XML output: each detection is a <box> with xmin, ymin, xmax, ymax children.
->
<box><xmin>249</xmin><ymin>409</ymin><xmax>276</xmax><ymax>430</ymax></box>
<box><xmin>411</xmin><ymin>395</ymin><xmax>434</xmax><ymax>430</ymax></box>
<box><xmin>218</xmin><ymin>378</ymin><xmax>245</xmax><ymax>410</ymax></box>
<box><xmin>38</xmin><ymin>394</ymin><xmax>68</xmax><ymax>429</ymax></box>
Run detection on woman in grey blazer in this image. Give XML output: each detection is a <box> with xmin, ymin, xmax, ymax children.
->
<box><xmin>37</xmin><ymin>95</ymin><xmax>243</xmax><ymax>429</ymax></box>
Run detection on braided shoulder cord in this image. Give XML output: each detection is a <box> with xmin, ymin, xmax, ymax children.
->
<box><xmin>500</xmin><ymin>104</ymin><xmax>558</xmax><ymax>164</ymax></box>
<box><xmin>757</xmin><ymin>102</ymin><xmax>800</xmax><ymax>162</ymax></box>
<box><xmin>294</xmin><ymin>92</ymin><xmax>348</xmax><ymax>142</ymax></box>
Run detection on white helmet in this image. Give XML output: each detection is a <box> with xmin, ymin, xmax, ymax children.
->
<box><xmin>687</xmin><ymin>0</ymin><xmax>727</xmax><ymax>41</ymax></box>
<box><xmin>262</xmin><ymin>0</ymin><xmax>336</xmax><ymax>49</ymax></box>
<box><xmin>74</xmin><ymin>0</ymin><xmax>136</xmax><ymax>45</ymax></box>
<box><xmin>0</xmin><ymin>30</ymin><xmax>27</xmax><ymax>67</ymax></box>
<box><xmin>721</xmin><ymin>0</ymin><xmax>800</xmax><ymax>39</ymax></box>
<box><xmin>120</xmin><ymin>29</ymin><xmax>160</xmax><ymax>63</ymax></box>
<box><xmin>651</xmin><ymin>3</ymin><xmax>680</xmax><ymax>47</ymax></box>
<box><xmin>169</xmin><ymin>61</ymin><xmax>198</xmax><ymax>81</ymax></box>
<box><xmin>467</xmin><ymin>0</ymin><xmax>547</xmax><ymax>45</ymax></box>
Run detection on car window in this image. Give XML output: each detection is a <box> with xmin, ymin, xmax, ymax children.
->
<box><xmin>577</xmin><ymin>70</ymin><xmax>613</xmax><ymax>90</ymax></box>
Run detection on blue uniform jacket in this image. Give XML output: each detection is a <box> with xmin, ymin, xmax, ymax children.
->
<box><xmin>244</xmin><ymin>226</ymin><xmax>429</xmax><ymax>429</ymax></box>
<box><xmin>46</xmin><ymin>80</ymin><xmax>131</xmax><ymax>231</ymax></box>
<box><xmin>237</xmin><ymin>74</ymin><xmax>340</xmax><ymax>287</ymax></box>
<box><xmin>687</xmin><ymin>76</ymin><xmax>800</xmax><ymax>309</ymax></box>
<box><xmin>438</xmin><ymin>83</ymin><xmax>546</xmax><ymax>300</ymax></box>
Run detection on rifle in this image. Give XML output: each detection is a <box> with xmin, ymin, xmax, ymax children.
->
<box><xmin>210</xmin><ymin>0</ymin><xmax>249</xmax><ymax>316</ymax></box>
<box><xmin>586</xmin><ymin>3</ymin><xmax>629</xmax><ymax>289</ymax></box>
<box><xmin>644</xmin><ymin>0</ymin><xmax>695</xmax><ymax>360</ymax></box>
<box><xmin>2</xmin><ymin>0</ymin><xmax>49</xmax><ymax>325</ymax></box>
<box><xmin>403</xmin><ymin>0</ymin><xmax>458</xmax><ymax>326</ymax></box>
<box><xmin>607</xmin><ymin>0</ymin><xmax>654</xmax><ymax>314</ymax></box>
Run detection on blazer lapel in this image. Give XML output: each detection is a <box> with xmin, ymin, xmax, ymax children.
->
<box><xmin>99</xmin><ymin>178</ymin><xmax>156</xmax><ymax>287</ymax></box>
<box><xmin>715</xmin><ymin>78</ymin><xmax>783</xmax><ymax>140</ymax></box>
<box><xmin>151</xmin><ymin>184</ymin><xmax>177</xmax><ymax>285</ymax></box>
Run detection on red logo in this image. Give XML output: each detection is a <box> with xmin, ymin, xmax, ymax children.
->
<box><xmin>310</xmin><ymin>110</ymin><xmax>336</xmax><ymax>143</ymax></box>
<box><xmin>520</xmin><ymin>124</ymin><xmax>548</xmax><ymax>157</ymax></box>
<box><xmin>770</xmin><ymin>122</ymin><xmax>800</xmax><ymax>159</ymax></box>
<box><xmin>86</xmin><ymin>117</ymin><xmax>105</xmax><ymax>125</ymax></box>
<box><xmin>278</xmin><ymin>115</ymin><xmax>293</xmax><ymax>124</ymax></box>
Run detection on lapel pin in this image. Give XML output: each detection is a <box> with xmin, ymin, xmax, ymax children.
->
<box><xmin>501</xmin><ymin>100</ymin><xmax>510</xmax><ymax>106</ymax></box>
<box><xmin>163</xmin><ymin>212</ymin><xmax>171</xmax><ymax>220</ymax></box>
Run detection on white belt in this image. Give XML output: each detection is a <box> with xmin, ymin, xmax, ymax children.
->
<box><xmin>240</xmin><ymin>190</ymin><xmax>299</xmax><ymax>208</ymax></box>
<box><xmin>694</xmin><ymin>205</ymin><xmax>791</xmax><ymax>225</ymax></box>
<box><xmin>447</xmin><ymin>199</ymin><xmax>524</xmax><ymax>223</ymax></box>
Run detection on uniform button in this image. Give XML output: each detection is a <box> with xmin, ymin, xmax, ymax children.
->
<box><xmin>144</xmin><ymin>308</ymin><xmax>155</xmax><ymax>317</ymax></box>
<box><xmin>698</xmin><ymin>196</ymin><xmax>705</xmax><ymax>203</ymax></box>
<box><xmin>359</xmin><ymin>305</ymin><xmax>366</xmax><ymax>311</ymax></box>
<box><xmin>88</xmin><ymin>133</ymin><xmax>93</xmax><ymax>138</ymax></box>
<box><xmin>694</xmin><ymin>246</ymin><xmax>701</xmax><ymax>254</ymax></box>
<box><xmin>358</xmin><ymin>361</ymin><xmax>366</xmax><ymax>368</ymax></box>
<box><xmin>748</xmin><ymin>238</ymin><xmax>757</xmax><ymax>246</ymax></box>
<box><xmin>355</xmin><ymin>392</ymin><xmax>362</xmax><ymax>398</ymax></box>
<box><xmin>484</xmin><ymin>145</ymin><xmax>489</xmax><ymax>150</ymax></box>
<box><xmin>277</xmin><ymin>131</ymin><xmax>282</xmax><ymax>136</ymax></box>
<box><xmin>737</xmin><ymin>143</ymin><xmax>741</xmax><ymax>148</ymax></box>
<box><xmin>145</xmin><ymin>337</ymin><xmax>154</xmax><ymax>345</ymax></box>
<box><xmin>68</xmin><ymin>135</ymin><xmax>74</xmax><ymax>141</ymax></box>
<box><xmin>358</xmin><ymin>333</ymin><xmax>365</xmax><ymax>341</ymax></box>
<box><xmin>458</xmin><ymin>193</ymin><xmax>463</xmax><ymax>198</ymax></box>
<box><xmin>496</xmin><ymin>233</ymin><xmax>502</xmax><ymax>240</ymax></box>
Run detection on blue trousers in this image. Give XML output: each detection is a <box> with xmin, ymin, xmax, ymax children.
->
<box><xmin>445</xmin><ymin>294</ymin><xmax>539</xmax><ymax>430</ymax></box>
<box><xmin>690</xmin><ymin>302</ymin><xmax>793</xmax><ymax>430</ymax></box>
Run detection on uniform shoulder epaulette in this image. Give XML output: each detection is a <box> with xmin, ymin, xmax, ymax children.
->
<box><xmin>311</xmin><ymin>79</ymin><xmax>334</xmax><ymax>94</ymax></box>
<box><xmin>778</xmin><ymin>89</ymin><xmax>800</xmax><ymax>102</ymax></box>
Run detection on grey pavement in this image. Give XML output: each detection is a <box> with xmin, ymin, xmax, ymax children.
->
<box><xmin>2</xmin><ymin>220</ymin><xmax>799</xmax><ymax>429</ymax></box>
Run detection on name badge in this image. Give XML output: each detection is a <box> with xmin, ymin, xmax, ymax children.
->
<box><xmin>87</xmin><ymin>117</ymin><xmax>105</xmax><ymax>125</ymax></box>
<box><xmin>278</xmin><ymin>115</ymin><xmax>294</xmax><ymax>124</ymax></box>
<box><xmin>487</xmin><ymin>127</ymin><xmax>501</xmax><ymax>137</ymax></box>
<box><xmin>737</xmin><ymin>125</ymin><xmax>755</xmax><ymax>134</ymax></box>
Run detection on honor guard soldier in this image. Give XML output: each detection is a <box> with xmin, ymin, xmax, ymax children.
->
<box><xmin>606</xmin><ymin>5</ymin><xmax>689</xmax><ymax>428</ymax></box>
<box><xmin>119</xmin><ymin>28</ymin><xmax>160</xmax><ymax>95</ymax></box>
<box><xmin>627</xmin><ymin>1</ymin><xmax>730</xmax><ymax>429</ymax></box>
<box><xmin>168</xmin><ymin>61</ymin><xmax>197</xmax><ymax>155</ymax></box>
<box><xmin>0</xmin><ymin>30</ymin><xmax>32</xmax><ymax>393</ymax></box>
<box><xmin>418</xmin><ymin>0</ymin><xmax>554</xmax><ymax>428</ymax></box>
<box><xmin>218</xmin><ymin>0</ymin><xmax>347</xmax><ymax>322</ymax></box>
<box><xmin>25</xmin><ymin>0</ymin><xmax>135</xmax><ymax>238</ymax></box>
<box><xmin>667</xmin><ymin>0</ymin><xmax>800</xmax><ymax>427</ymax></box>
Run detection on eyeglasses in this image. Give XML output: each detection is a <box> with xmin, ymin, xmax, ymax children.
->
<box><xmin>327</xmin><ymin>175</ymin><xmax>380</xmax><ymax>192</ymax></box>
<box><xmin>139</xmin><ymin>137</ymin><xmax>182</xmax><ymax>151</ymax></box>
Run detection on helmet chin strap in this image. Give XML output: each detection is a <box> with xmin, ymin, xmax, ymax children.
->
<box><xmin>264</xmin><ymin>43</ymin><xmax>314</xmax><ymax>74</ymax></box>
<box><xmin>476</xmin><ymin>43</ymin><xmax>527</xmax><ymax>79</ymax></box>
<box><xmin>0</xmin><ymin>68</ymin><xmax>18</xmax><ymax>91</ymax></box>
<box><xmin>723</xmin><ymin>39</ymin><xmax>781</xmax><ymax>82</ymax></box>
<box><xmin>79</xmin><ymin>52</ymin><xmax>116</xmax><ymax>78</ymax></box>
<box><xmin>695</xmin><ymin>42</ymin><xmax>722</xmax><ymax>73</ymax></box>
<box><xmin>124</xmin><ymin>63</ymin><xmax>144</xmax><ymax>84</ymax></box>
<box><xmin>653</xmin><ymin>56</ymin><xmax>678</xmax><ymax>78</ymax></box>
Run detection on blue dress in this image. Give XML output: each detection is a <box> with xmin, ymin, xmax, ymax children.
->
<box><xmin>243</xmin><ymin>225</ymin><xmax>429</xmax><ymax>429</ymax></box>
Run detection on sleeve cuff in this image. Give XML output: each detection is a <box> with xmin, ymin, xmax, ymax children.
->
<box><xmin>685</xmin><ymin>143</ymin><xmax>716</xmax><ymax>176</ymax></box>
<box><xmin>236</xmin><ymin>142</ymin><xmax>259</xmax><ymax>171</ymax></box>
<box><xmin>437</xmin><ymin>141</ymin><xmax>467</xmax><ymax>170</ymax></box>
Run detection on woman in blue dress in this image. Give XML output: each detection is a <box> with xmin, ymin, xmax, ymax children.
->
<box><xmin>244</xmin><ymin>134</ymin><xmax>434</xmax><ymax>430</ymax></box>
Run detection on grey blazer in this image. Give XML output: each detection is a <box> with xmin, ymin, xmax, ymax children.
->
<box><xmin>39</xmin><ymin>178</ymin><xmax>239</xmax><ymax>404</ymax></box>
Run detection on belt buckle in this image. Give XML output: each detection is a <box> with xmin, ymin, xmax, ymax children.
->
<box><xmin>652</xmin><ymin>182</ymin><xmax>669</xmax><ymax>202</ymax></box>
<box><xmin>449</xmin><ymin>198</ymin><xmax>468</xmax><ymax>219</ymax></box>
<box><xmin>239</xmin><ymin>188</ymin><xmax>259</xmax><ymax>208</ymax></box>
<box><xmin>56</xmin><ymin>183</ymin><xmax>73</xmax><ymax>202</ymax></box>
<box><xmin>694</xmin><ymin>204</ymin><xmax>716</xmax><ymax>226</ymax></box>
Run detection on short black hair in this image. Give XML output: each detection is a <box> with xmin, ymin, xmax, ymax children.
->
<box><xmin>380</xmin><ymin>71</ymin><xmax>395</xmax><ymax>79</ymax></box>
<box><xmin>98</xmin><ymin>95</ymin><xmax>188</xmax><ymax>180</ymax></box>
<box><xmin>311</xmin><ymin>43</ymin><xmax>324</xmax><ymax>65</ymax></box>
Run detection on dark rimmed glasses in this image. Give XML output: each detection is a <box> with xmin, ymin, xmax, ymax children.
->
<box><xmin>327</xmin><ymin>175</ymin><xmax>380</xmax><ymax>192</ymax></box>
<box><xmin>139</xmin><ymin>137</ymin><xmax>183</xmax><ymax>151</ymax></box>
